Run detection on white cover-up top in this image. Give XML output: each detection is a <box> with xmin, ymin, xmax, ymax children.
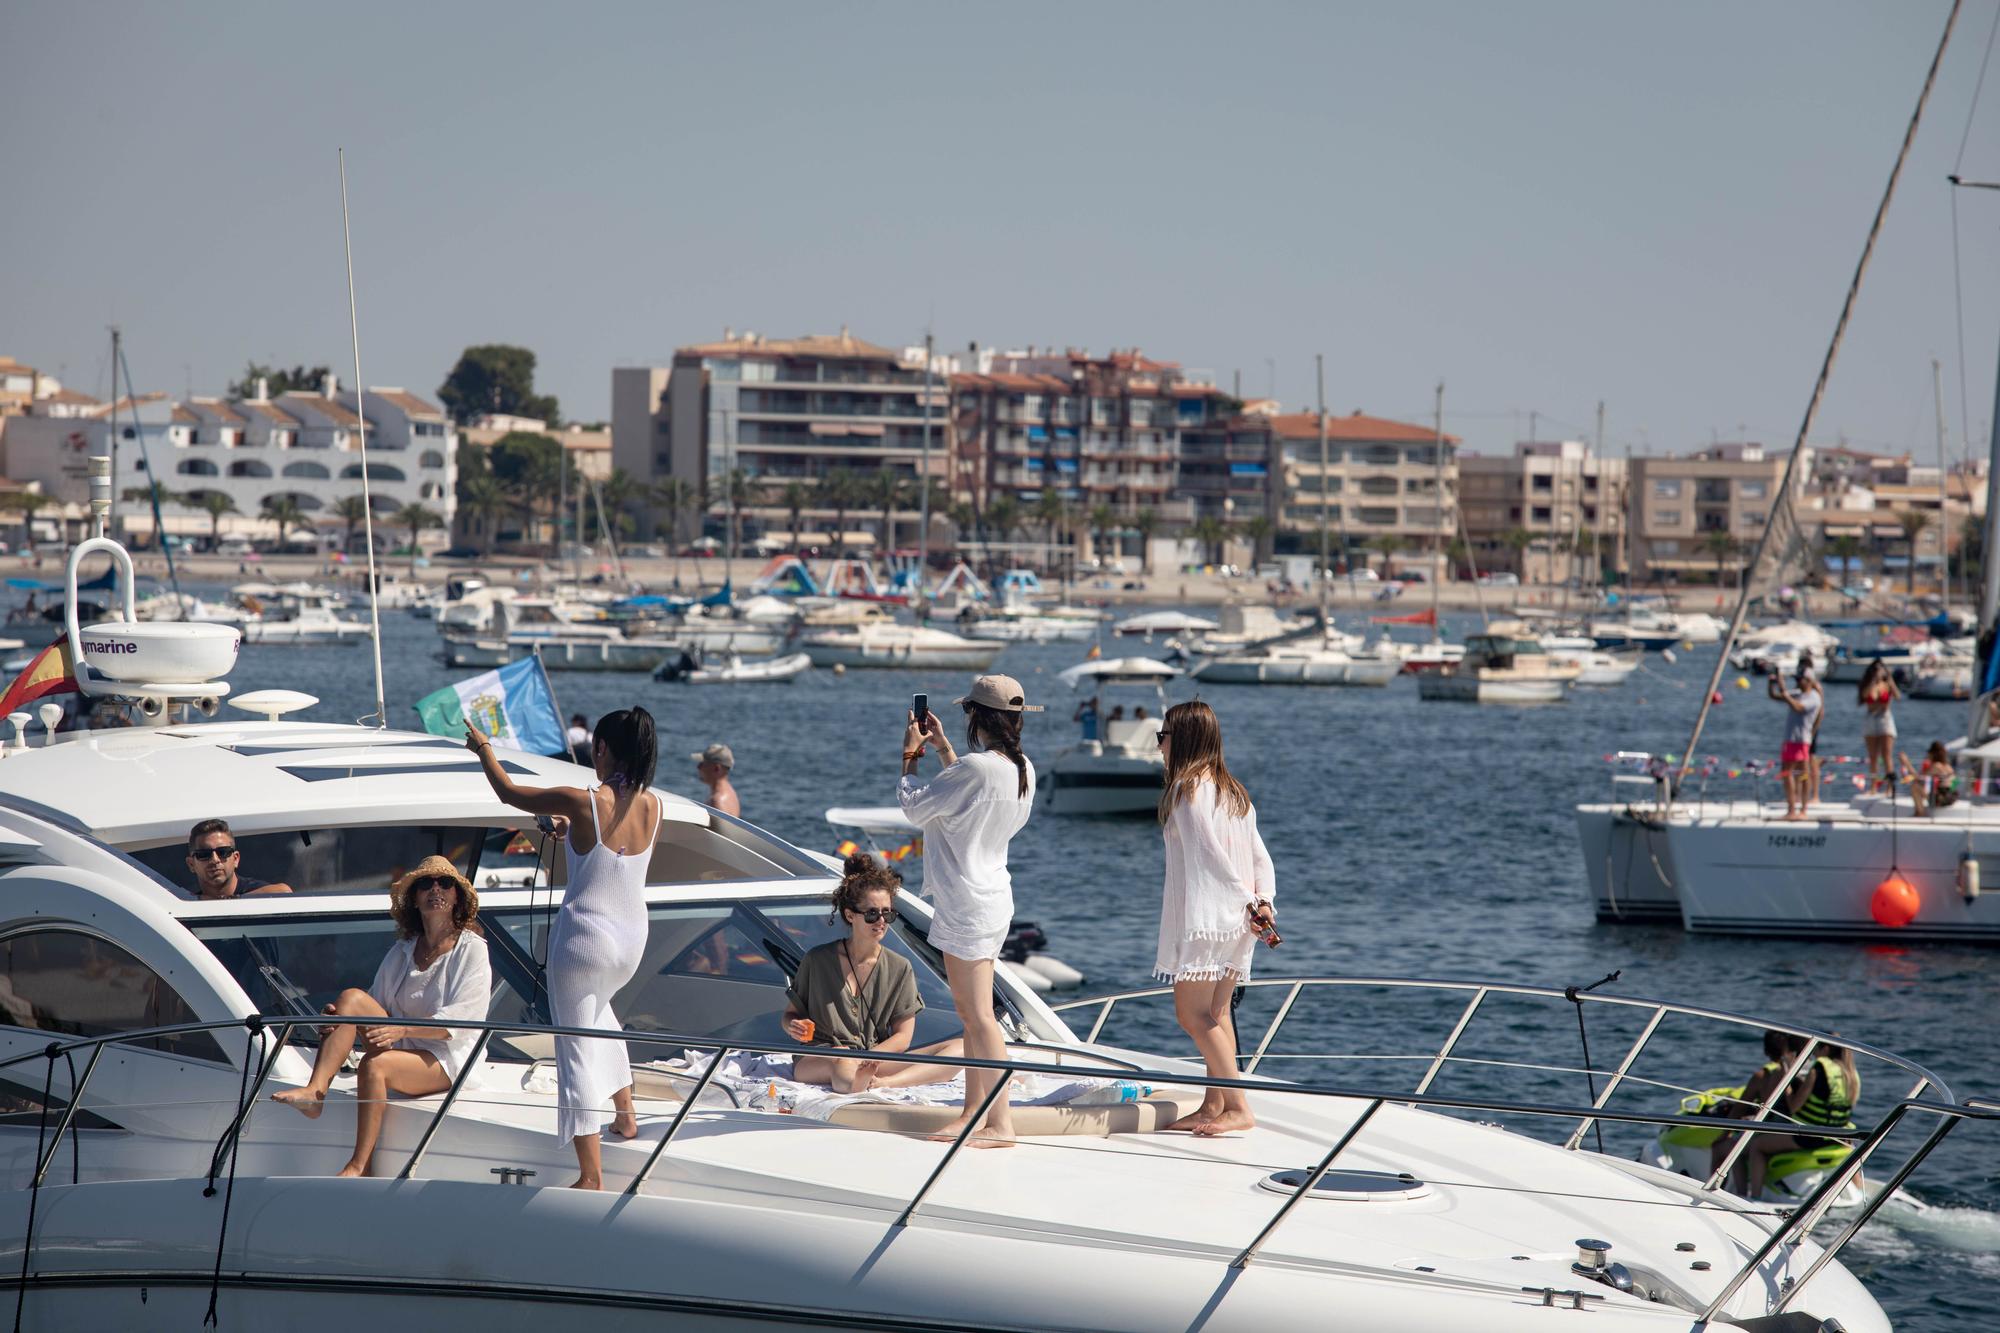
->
<box><xmin>1154</xmin><ymin>779</ymin><xmax>1276</xmax><ymax>984</ymax></box>
<box><xmin>368</xmin><ymin>931</ymin><xmax>493</xmax><ymax>1081</ymax></box>
<box><xmin>897</xmin><ymin>750</ymin><xmax>1035</xmax><ymax>961</ymax></box>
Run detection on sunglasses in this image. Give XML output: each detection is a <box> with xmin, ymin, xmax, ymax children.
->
<box><xmin>412</xmin><ymin>876</ymin><xmax>459</xmax><ymax>895</ymax></box>
<box><xmin>852</xmin><ymin>908</ymin><xmax>897</xmax><ymax>924</ymax></box>
<box><xmin>190</xmin><ymin>845</ymin><xmax>238</xmax><ymax>861</ymax></box>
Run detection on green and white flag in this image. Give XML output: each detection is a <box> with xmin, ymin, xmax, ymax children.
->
<box><xmin>413</xmin><ymin>655</ymin><xmax>564</xmax><ymax>755</ymax></box>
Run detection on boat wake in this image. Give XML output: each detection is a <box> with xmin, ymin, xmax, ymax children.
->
<box><xmin>1846</xmin><ymin>1193</ymin><xmax>2000</xmax><ymax>1260</ymax></box>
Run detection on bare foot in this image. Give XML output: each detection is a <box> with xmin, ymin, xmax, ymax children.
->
<box><xmin>1164</xmin><ymin>1106</ymin><xmax>1222</xmax><ymax>1133</ymax></box>
<box><xmin>610</xmin><ymin>1111</ymin><xmax>639</xmax><ymax>1140</ymax></box>
<box><xmin>272</xmin><ymin>1087</ymin><xmax>326</xmax><ymax>1120</ymax></box>
<box><xmin>568</xmin><ymin>1176</ymin><xmax>602</xmax><ymax>1190</ymax></box>
<box><xmin>967</xmin><ymin>1129</ymin><xmax>1016</xmax><ymax>1149</ymax></box>
<box><xmin>335</xmin><ymin>1162</ymin><xmax>365</xmax><ymax>1178</ymax></box>
<box><xmin>926</xmin><ymin>1117</ymin><xmax>975</xmax><ymax>1143</ymax></box>
<box><xmin>1191</xmin><ymin>1110</ymin><xmax>1256</xmax><ymax>1136</ymax></box>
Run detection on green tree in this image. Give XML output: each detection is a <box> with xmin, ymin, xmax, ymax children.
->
<box><xmin>1698</xmin><ymin>529</ymin><xmax>1739</xmax><ymax>588</ymax></box>
<box><xmin>120</xmin><ymin>484</ymin><xmax>185</xmax><ymax>549</ymax></box>
<box><xmin>1087</xmin><ymin>504</ymin><xmax>1117</xmax><ymax>562</ymax></box>
<box><xmin>1958</xmin><ymin>513</ymin><xmax>1983</xmax><ymax>591</ymax></box>
<box><xmin>485</xmin><ymin>431</ymin><xmax>565</xmax><ymax>547</ymax></box>
<box><xmin>721</xmin><ymin>469</ymin><xmax>755</xmax><ymax>560</ymax></box>
<box><xmin>1502</xmin><ymin>527</ymin><xmax>1534</xmax><ymax>576</ymax></box>
<box><xmin>1189</xmin><ymin>516</ymin><xmax>1229</xmax><ymax>567</ymax></box>
<box><xmin>868</xmin><ymin>468</ymin><xmax>906</xmax><ymax>552</ymax></box>
<box><xmin>0</xmin><ymin>491</ymin><xmax>53</xmax><ymax>551</ymax></box>
<box><xmin>393</xmin><ymin>502</ymin><xmax>443</xmax><ymax>571</ymax></box>
<box><xmin>456</xmin><ymin>469</ymin><xmax>508</xmax><ymax>553</ymax></box>
<box><xmin>816</xmin><ymin>469</ymin><xmax>862</xmax><ymax>555</ymax></box>
<box><xmin>1826</xmin><ymin>534</ymin><xmax>1864</xmax><ymax>595</ymax></box>
<box><xmin>1367</xmin><ymin>533</ymin><xmax>1400</xmax><ymax>579</ymax></box>
<box><xmin>595</xmin><ymin>468</ymin><xmax>645</xmax><ymax>544</ymax></box>
<box><xmin>984</xmin><ymin>495</ymin><xmax>1022</xmax><ymax>548</ymax></box>
<box><xmin>437</xmin><ymin>345</ymin><xmax>559</xmax><ymax>426</ymax></box>
<box><xmin>1894</xmin><ymin>508</ymin><xmax>1933</xmax><ymax>594</ymax></box>
<box><xmin>1446</xmin><ymin>536</ymin><xmax>1471</xmax><ymax>580</ymax></box>
<box><xmin>1132</xmin><ymin>507</ymin><xmax>1159</xmax><ymax>575</ymax></box>
<box><xmin>1239</xmin><ymin>514</ymin><xmax>1274</xmax><ymax>565</ymax></box>
<box><xmin>947</xmin><ymin>500</ymin><xmax>979</xmax><ymax>544</ymax></box>
<box><xmin>1032</xmin><ymin>488</ymin><xmax>1069</xmax><ymax>565</ymax></box>
<box><xmin>195</xmin><ymin>491</ymin><xmax>239</xmax><ymax>549</ymax></box>
<box><xmin>228</xmin><ymin>362</ymin><xmax>331</xmax><ymax>398</ymax></box>
<box><xmin>260</xmin><ymin>494</ymin><xmax>308</xmax><ymax>546</ymax></box>
<box><xmin>777</xmin><ymin>481</ymin><xmax>810</xmax><ymax>548</ymax></box>
<box><xmin>331</xmin><ymin>494</ymin><xmax>370</xmax><ymax>555</ymax></box>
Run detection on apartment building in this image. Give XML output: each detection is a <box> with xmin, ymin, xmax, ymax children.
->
<box><xmin>1</xmin><ymin>376</ymin><xmax>456</xmax><ymax>545</ymax></box>
<box><xmin>1265</xmin><ymin>411</ymin><xmax>1457</xmax><ymax>568</ymax></box>
<box><xmin>950</xmin><ymin>348</ymin><xmax>1226</xmax><ymax>540</ymax></box>
<box><xmin>1459</xmin><ymin>439</ymin><xmax>1625</xmax><ymax>582</ymax></box>
<box><xmin>1626</xmin><ymin>443</ymin><xmax>1802</xmax><ymax>585</ymax></box>
<box><xmin>1802</xmin><ymin>449</ymin><xmax>1983</xmax><ymax>583</ymax></box>
<box><xmin>612</xmin><ymin>329</ymin><xmax>949</xmax><ymax>545</ymax></box>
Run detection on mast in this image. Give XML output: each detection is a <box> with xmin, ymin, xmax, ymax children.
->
<box><xmin>1316</xmin><ymin>354</ymin><xmax>1329</xmax><ymax>627</ymax></box>
<box><xmin>338</xmin><ymin>149</ymin><xmax>389</xmax><ymax>730</ymax></box>
<box><xmin>558</xmin><ymin>418</ymin><xmax>569</xmax><ymax>582</ymax></box>
<box><xmin>1592</xmin><ymin>401</ymin><xmax>1605</xmax><ymax>596</ymax></box>
<box><xmin>1431</xmin><ymin>381</ymin><xmax>1444</xmax><ymax>635</ymax></box>
<box><xmin>106</xmin><ymin>327</ymin><xmax>120</xmax><ymax>537</ymax></box>
<box><xmin>919</xmin><ymin>328</ymin><xmax>934</xmax><ymax>607</ymax></box>
<box><xmin>1676</xmin><ymin>0</ymin><xmax>1961</xmax><ymax>793</ymax></box>
<box><xmin>1934</xmin><ymin>357</ymin><xmax>1952</xmax><ymax>613</ymax></box>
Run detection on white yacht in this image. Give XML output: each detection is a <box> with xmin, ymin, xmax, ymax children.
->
<box><xmin>1728</xmin><ymin>620</ymin><xmax>1842</xmax><ymax>673</ymax></box>
<box><xmin>1112</xmin><ymin>609</ymin><xmax>1218</xmax><ymax>639</ymax></box>
<box><xmin>1043</xmin><ymin>658</ymin><xmax>1175</xmax><ymax>814</ymax></box>
<box><xmin>0</xmin><ymin>478</ymin><xmax>1953</xmax><ymax>1330</ymax></box>
<box><xmin>241</xmin><ymin>595</ymin><xmax>370</xmax><ymax>645</ymax></box>
<box><xmin>1418</xmin><ymin>624</ymin><xmax>1581</xmax><ymax>703</ymax></box>
<box><xmin>1542</xmin><ymin>644</ymin><xmax>1642</xmax><ymax>687</ymax></box>
<box><xmin>1190</xmin><ymin>635</ymin><xmax>1400</xmax><ymax>687</ymax></box>
<box><xmin>799</xmin><ymin>623</ymin><xmax>1005</xmax><ymax>670</ymax></box>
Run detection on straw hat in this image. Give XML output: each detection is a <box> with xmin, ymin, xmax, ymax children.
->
<box><xmin>392</xmin><ymin>855</ymin><xmax>477</xmax><ymax>915</ymax></box>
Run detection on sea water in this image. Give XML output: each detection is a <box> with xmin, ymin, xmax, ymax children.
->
<box><xmin>220</xmin><ymin>594</ymin><xmax>2000</xmax><ymax>1328</ymax></box>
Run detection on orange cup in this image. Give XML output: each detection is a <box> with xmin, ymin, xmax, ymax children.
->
<box><xmin>797</xmin><ymin>1018</ymin><xmax>815</xmax><ymax>1042</ymax></box>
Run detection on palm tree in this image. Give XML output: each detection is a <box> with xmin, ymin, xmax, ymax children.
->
<box><xmin>868</xmin><ymin>468</ymin><xmax>906</xmax><ymax>553</ymax></box>
<box><xmin>1032</xmin><ymin>488</ymin><xmax>1068</xmax><ymax>569</ymax></box>
<box><xmin>1502</xmin><ymin>527</ymin><xmax>1534</xmax><ymax>577</ymax></box>
<box><xmin>1445</xmin><ymin>536</ymin><xmax>1471</xmax><ymax>581</ymax></box>
<box><xmin>260</xmin><ymin>495</ymin><xmax>308</xmax><ymax>547</ymax></box>
<box><xmin>1698</xmin><ymin>529</ymin><xmax>1739</xmax><ymax>588</ymax></box>
<box><xmin>121</xmin><ymin>484</ymin><xmax>184</xmax><ymax>550</ymax></box>
<box><xmin>816</xmin><ymin>469</ymin><xmax>861</xmax><ymax>555</ymax></box>
<box><xmin>0</xmin><ymin>491</ymin><xmax>53</xmax><ymax>552</ymax></box>
<box><xmin>778</xmin><ymin>481</ymin><xmax>810</xmax><ymax>548</ymax></box>
<box><xmin>1087</xmin><ymin>504</ymin><xmax>1117</xmax><ymax>563</ymax></box>
<box><xmin>195</xmin><ymin>491</ymin><xmax>239</xmax><ymax>549</ymax></box>
<box><xmin>1894</xmin><ymin>508</ymin><xmax>1933</xmax><ymax>594</ymax></box>
<box><xmin>1827</xmin><ymin>534</ymin><xmax>1864</xmax><ymax>596</ymax></box>
<box><xmin>1132</xmin><ymin>507</ymin><xmax>1159</xmax><ymax>575</ymax></box>
<box><xmin>455</xmin><ymin>470</ymin><xmax>508</xmax><ymax>553</ymax></box>
<box><xmin>1366</xmin><ymin>534</ymin><xmax>1400</xmax><ymax>580</ymax></box>
<box><xmin>984</xmin><ymin>495</ymin><xmax>1022</xmax><ymax>550</ymax></box>
<box><xmin>1958</xmin><ymin>513</ymin><xmax>1984</xmax><ymax>591</ymax></box>
<box><xmin>1189</xmin><ymin>516</ymin><xmax>1229</xmax><ymax>567</ymax></box>
<box><xmin>393</xmin><ymin>502</ymin><xmax>443</xmax><ymax>571</ymax></box>
<box><xmin>597</xmin><ymin>468</ymin><xmax>646</xmax><ymax>543</ymax></box>
<box><xmin>331</xmin><ymin>494</ymin><xmax>370</xmax><ymax>555</ymax></box>
<box><xmin>947</xmin><ymin>500</ymin><xmax>979</xmax><ymax>546</ymax></box>
<box><xmin>1239</xmin><ymin>515</ymin><xmax>1275</xmax><ymax>565</ymax></box>
<box><xmin>720</xmin><ymin>468</ymin><xmax>755</xmax><ymax>561</ymax></box>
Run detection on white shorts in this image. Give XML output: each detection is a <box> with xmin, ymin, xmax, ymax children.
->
<box><xmin>1863</xmin><ymin>711</ymin><xmax>1897</xmax><ymax>740</ymax></box>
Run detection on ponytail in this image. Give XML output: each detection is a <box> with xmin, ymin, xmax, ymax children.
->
<box><xmin>966</xmin><ymin>702</ymin><xmax>1029</xmax><ymax>799</ymax></box>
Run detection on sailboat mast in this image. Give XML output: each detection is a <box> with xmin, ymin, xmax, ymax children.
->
<box><xmin>1316</xmin><ymin>354</ymin><xmax>1329</xmax><ymax>626</ymax></box>
<box><xmin>1431</xmin><ymin>381</ymin><xmax>1444</xmax><ymax>632</ymax></box>
<box><xmin>1934</xmin><ymin>357</ymin><xmax>1952</xmax><ymax>613</ymax></box>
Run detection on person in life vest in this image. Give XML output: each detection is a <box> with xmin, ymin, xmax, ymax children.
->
<box><xmin>1707</xmin><ymin>1030</ymin><xmax>1804</xmax><ymax>1182</ymax></box>
<box><xmin>1728</xmin><ymin>1039</ymin><xmax>1862</xmax><ymax>1198</ymax></box>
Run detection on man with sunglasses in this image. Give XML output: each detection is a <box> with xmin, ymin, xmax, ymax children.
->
<box><xmin>185</xmin><ymin>819</ymin><xmax>293</xmax><ymax>900</ymax></box>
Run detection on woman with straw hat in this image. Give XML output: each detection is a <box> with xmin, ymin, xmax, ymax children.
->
<box><xmin>899</xmin><ymin>673</ymin><xmax>1039</xmax><ymax>1147</ymax></box>
<box><xmin>271</xmin><ymin>856</ymin><xmax>492</xmax><ymax>1178</ymax></box>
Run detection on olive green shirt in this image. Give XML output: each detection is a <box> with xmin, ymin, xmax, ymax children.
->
<box><xmin>786</xmin><ymin>941</ymin><xmax>924</xmax><ymax>1051</ymax></box>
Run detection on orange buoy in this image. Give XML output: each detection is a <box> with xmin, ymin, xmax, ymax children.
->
<box><xmin>1870</xmin><ymin>873</ymin><xmax>1920</xmax><ymax>928</ymax></box>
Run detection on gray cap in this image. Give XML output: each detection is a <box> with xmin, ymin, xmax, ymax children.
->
<box><xmin>691</xmin><ymin>743</ymin><xmax>735</xmax><ymax>770</ymax></box>
<box><xmin>952</xmin><ymin>673</ymin><xmax>1044</xmax><ymax>712</ymax></box>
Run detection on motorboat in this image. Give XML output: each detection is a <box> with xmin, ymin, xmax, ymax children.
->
<box><xmin>1417</xmin><ymin>623</ymin><xmax>1581</xmax><ymax>703</ymax></box>
<box><xmin>1190</xmin><ymin>636</ymin><xmax>1401</xmax><ymax>687</ymax></box>
<box><xmin>655</xmin><ymin>650</ymin><xmax>813</xmax><ymax>684</ymax></box>
<box><xmin>821</xmin><ymin>806</ymin><xmax>1084</xmax><ymax>995</ymax></box>
<box><xmin>241</xmin><ymin>595</ymin><xmax>370</xmax><ymax>645</ymax></box>
<box><xmin>1183</xmin><ymin>604</ymin><xmax>1314</xmax><ymax>655</ymax></box>
<box><xmin>1906</xmin><ymin>652</ymin><xmax>1975</xmax><ymax>700</ymax></box>
<box><xmin>800</xmin><ymin>623</ymin><xmax>1005</xmax><ymax>670</ymax></box>
<box><xmin>1728</xmin><ymin>620</ymin><xmax>1841</xmax><ymax>673</ymax></box>
<box><xmin>1388</xmin><ymin>638</ymin><xmax>1465</xmax><ymax>675</ymax></box>
<box><xmin>1543</xmin><ymin>644</ymin><xmax>1642</xmax><ymax>687</ymax></box>
<box><xmin>1822</xmin><ymin>635</ymin><xmax>1956</xmax><ymax>684</ymax></box>
<box><xmin>951</xmin><ymin>604</ymin><xmax>1098</xmax><ymax>643</ymax></box>
<box><xmin>1113</xmin><ymin>609</ymin><xmax>1218</xmax><ymax>639</ymax></box>
<box><xmin>1044</xmin><ymin>657</ymin><xmax>1176</xmax><ymax>814</ymax></box>
<box><xmin>1588</xmin><ymin>615</ymin><xmax>1683</xmax><ymax>652</ymax></box>
<box><xmin>0</xmin><ymin>474</ymin><xmax>1955</xmax><ymax>1332</ymax></box>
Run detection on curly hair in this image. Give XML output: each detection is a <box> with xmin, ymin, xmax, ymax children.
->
<box><xmin>830</xmin><ymin>851</ymin><xmax>901</xmax><ymax>921</ymax></box>
<box><xmin>389</xmin><ymin>875</ymin><xmax>483</xmax><ymax>940</ymax></box>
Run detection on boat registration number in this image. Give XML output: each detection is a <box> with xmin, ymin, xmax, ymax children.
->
<box><xmin>1766</xmin><ymin>834</ymin><xmax>1827</xmax><ymax>849</ymax></box>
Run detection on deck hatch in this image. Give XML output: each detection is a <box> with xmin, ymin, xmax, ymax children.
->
<box><xmin>1257</xmin><ymin>1169</ymin><xmax>1432</xmax><ymax>1201</ymax></box>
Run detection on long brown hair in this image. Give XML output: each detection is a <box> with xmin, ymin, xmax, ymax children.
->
<box><xmin>1156</xmin><ymin>699</ymin><xmax>1251</xmax><ymax>824</ymax></box>
<box><xmin>965</xmin><ymin>701</ymin><xmax>1030</xmax><ymax>798</ymax></box>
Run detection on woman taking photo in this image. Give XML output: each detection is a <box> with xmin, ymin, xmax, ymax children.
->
<box><xmin>272</xmin><ymin>857</ymin><xmax>492</xmax><ymax>1178</ymax></box>
<box><xmin>898</xmin><ymin>674</ymin><xmax>1038</xmax><ymax>1147</ymax></box>
<box><xmin>782</xmin><ymin>853</ymin><xmax>966</xmax><ymax>1092</ymax></box>
<box><xmin>1857</xmin><ymin>660</ymin><xmax>1900</xmax><ymax>792</ymax></box>
<box><xmin>468</xmin><ymin>707</ymin><xmax>658</xmax><ymax>1189</ymax></box>
<box><xmin>1154</xmin><ymin>700</ymin><xmax>1276</xmax><ymax>1136</ymax></box>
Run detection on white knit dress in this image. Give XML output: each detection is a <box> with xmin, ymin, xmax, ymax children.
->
<box><xmin>1154</xmin><ymin>780</ymin><xmax>1275</xmax><ymax>984</ymax></box>
<box><xmin>548</xmin><ymin>786</ymin><xmax>654</xmax><ymax>1144</ymax></box>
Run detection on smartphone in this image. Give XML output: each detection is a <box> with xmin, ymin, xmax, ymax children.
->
<box><xmin>534</xmin><ymin>814</ymin><xmax>557</xmax><ymax>834</ymax></box>
<box><xmin>913</xmin><ymin>693</ymin><xmax>929</xmax><ymax>726</ymax></box>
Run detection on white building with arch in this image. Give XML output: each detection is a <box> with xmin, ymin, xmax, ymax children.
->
<box><xmin>1</xmin><ymin>377</ymin><xmax>456</xmax><ymax>548</ymax></box>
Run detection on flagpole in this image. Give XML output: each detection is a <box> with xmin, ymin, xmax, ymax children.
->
<box><xmin>339</xmin><ymin>149</ymin><xmax>389</xmax><ymax>730</ymax></box>
<box><xmin>531</xmin><ymin>645</ymin><xmax>576</xmax><ymax>763</ymax></box>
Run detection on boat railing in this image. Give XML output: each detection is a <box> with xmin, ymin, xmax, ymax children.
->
<box><xmin>2</xmin><ymin>996</ymin><xmax>1993</xmax><ymax>1322</ymax></box>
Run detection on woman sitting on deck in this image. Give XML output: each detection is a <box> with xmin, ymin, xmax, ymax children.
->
<box><xmin>781</xmin><ymin>853</ymin><xmax>965</xmax><ymax>1093</ymax></box>
<box><xmin>1898</xmin><ymin>741</ymin><xmax>1958</xmax><ymax>816</ymax></box>
<box><xmin>272</xmin><ymin>857</ymin><xmax>493</xmax><ymax>1178</ymax></box>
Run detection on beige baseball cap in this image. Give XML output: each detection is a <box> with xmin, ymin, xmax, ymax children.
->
<box><xmin>691</xmin><ymin>743</ymin><xmax>735</xmax><ymax>769</ymax></box>
<box><xmin>953</xmin><ymin>674</ymin><xmax>1044</xmax><ymax>712</ymax></box>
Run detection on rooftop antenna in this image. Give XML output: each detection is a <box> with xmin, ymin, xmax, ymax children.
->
<box><xmin>339</xmin><ymin>148</ymin><xmax>388</xmax><ymax>729</ymax></box>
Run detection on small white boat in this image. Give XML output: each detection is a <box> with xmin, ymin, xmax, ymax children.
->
<box><xmin>656</xmin><ymin>651</ymin><xmax>812</xmax><ymax>684</ymax></box>
<box><xmin>953</xmin><ymin>606</ymin><xmax>1098</xmax><ymax>643</ymax></box>
<box><xmin>1906</xmin><ymin>653</ymin><xmax>1975</xmax><ymax>699</ymax></box>
<box><xmin>1044</xmin><ymin>658</ymin><xmax>1177</xmax><ymax>815</ymax></box>
<box><xmin>240</xmin><ymin>598</ymin><xmax>369</xmax><ymax>645</ymax></box>
<box><xmin>800</xmin><ymin>623</ymin><xmax>1005</xmax><ymax>670</ymax></box>
<box><xmin>1113</xmin><ymin>609</ymin><xmax>1219</xmax><ymax>639</ymax></box>
<box><xmin>1544</xmin><ymin>644</ymin><xmax>1642</xmax><ymax>687</ymax></box>
<box><xmin>1387</xmin><ymin>639</ymin><xmax>1466</xmax><ymax>675</ymax></box>
<box><xmin>1184</xmin><ymin>604</ymin><xmax>1315</xmax><ymax>655</ymax></box>
<box><xmin>1418</xmin><ymin>623</ymin><xmax>1580</xmax><ymax>703</ymax></box>
<box><xmin>1191</xmin><ymin>637</ymin><xmax>1401</xmax><ymax>686</ymax></box>
<box><xmin>1728</xmin><ymin>620</ymin><xmax>1841</xmax><ymax>672</ymax></box>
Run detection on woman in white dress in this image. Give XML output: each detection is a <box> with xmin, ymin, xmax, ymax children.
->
<box><xmin>468</xmin><ymin>707</ymin><xmax>658</xmax><ymax>1189</ymax></box>
<box><xmin>271</xmin><ymin>856</ymin><xmax>493</xmax><ymax>1177</ymax></box>
<box><xmin>898</xmin><ymin>674</ymin><xmax>1038</xmax><ymax>1147</ymax></box>
<box><xmin>1154</xmin><ymin>700</ymin><xmax>1276</xmax><ymax>1136</ymax></box>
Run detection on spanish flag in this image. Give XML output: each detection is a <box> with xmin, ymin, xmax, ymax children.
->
<box><xmin>0</xmin><ymin>635</ymin><xmax>78</xmax><ymax>718</ymax></box>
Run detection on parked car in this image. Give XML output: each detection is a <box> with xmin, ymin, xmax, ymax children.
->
<box><xmin>1476</xmin><ymin>571</ymin><xmax>1521</xmax><ymax>587</ymax></box>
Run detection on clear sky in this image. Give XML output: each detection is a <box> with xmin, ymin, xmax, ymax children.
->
<box><xmin>4</xmin><ymin>1</ymin><xmax>1998</xmax><ymax>463</ymax></box>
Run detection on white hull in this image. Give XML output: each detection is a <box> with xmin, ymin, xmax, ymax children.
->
<box><xmin>801</xmin><ymin>629</ymin><xmax>1005</xmax><ymax>670</ymax></box>
<box><xmin>1417</xmin><ymin>674</ymin><xmax>1567</xmax><ymax>703</ymax></box>
<box><xmin>1044</xmin><ymin>747</ymin><xmax>1164</xmax><ymax>815</ymax></box>
<box><xmin>680</xmin><ymin>653</ymin><xmax>813</xmax><ymax>684</ymax></box>
<box><xmin>1191</xmin><ymin>652</ymin><xmax>1400</xmax><ymax>686</ymax></box>
<box><xmin>241</xmin><ymin>622</ymin><xmax>368</xmax><ymax>645</ymax></box>
<box><xmin>1575</xmin><ymin>801</ymin><xmax>1687</xmax><ymax>923</ymax></box>
<box><xmin>1550</xmin><ymin>650</ymin><xmax>1642</xmax><ymax>686</ymax></box>
<box><xmin>1665</xmin><ymin>803</ymin><xmax>2000</xmax><ymax>942</ymax></box>
<box><xmin>961</xmin><ymin>617</ymin><xmax>1097</xmax><ymax>643</ymax></box>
